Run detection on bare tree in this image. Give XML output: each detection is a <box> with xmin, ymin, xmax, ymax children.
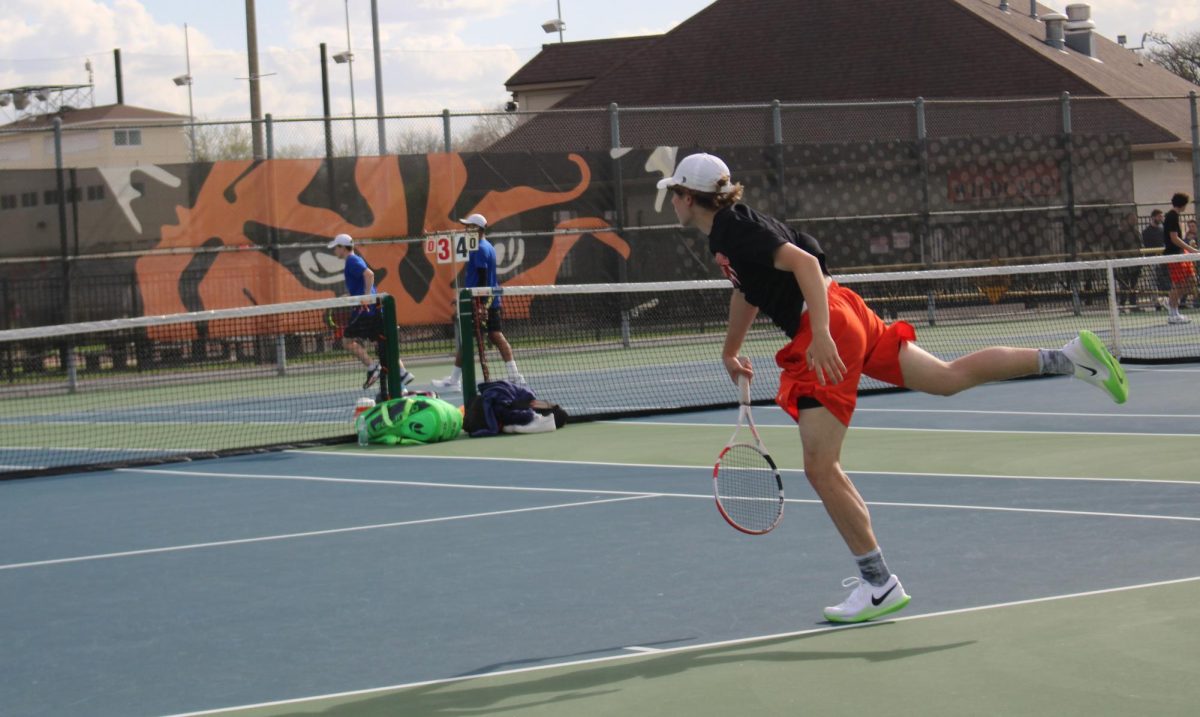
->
<box><xmin>453</xmin><ymin>106</ymin><xmax>523</xmax><ymax>152</ymax></box>
<box><xmin>191</xmin><ymin>123</ymin><xmax>254</xmax><ymax>162</ymax></box>
<box><xmin>1146</xmin><ymin>31</ymin><xmax>1200</xmax><ymax>86</ymax></box>
<box><xmin>390</xmin><ymin>126</ymin><xmax>444</xmax><ymax>155</ymax></box>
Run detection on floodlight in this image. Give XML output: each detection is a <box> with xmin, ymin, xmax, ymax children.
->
<box><xmin>0</xmin><ymin>94</ymin><xmax>9</xmax><ymax>107</ymax></box>
<box><xmin>173</xmin><ymin>74</ymin><xmax>192</xmax><ymax>86</ymax></box>
<box><xmin>541</xmin><ymin>19</ymin><xmax>565</xmax><ymax>34</ymax></box>
<box><xmin>34</xmin><ymin>89</ymin><xmax>49</xmax><ymax>101</ymax></box>
<box><xmin>12</xmin><ymin>92</ymin><xmax>29</xmax><ymax>110</ymax></box>
<box><xmin>333</xmin><ymin>51</ymin><xmax>353</xmax><ymax>64</ymax></box>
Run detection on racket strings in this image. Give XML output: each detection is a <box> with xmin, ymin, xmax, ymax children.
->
<box><xmin>715</xmin><ymin>444</ymin><xmax>782</xmax><ymax>533</ymax></box>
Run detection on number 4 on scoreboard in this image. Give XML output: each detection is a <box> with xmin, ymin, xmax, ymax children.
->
<box><xmin>425</xmin><ymin>234</ymin><xmax>479</xmax><ymax>264</ymax></box>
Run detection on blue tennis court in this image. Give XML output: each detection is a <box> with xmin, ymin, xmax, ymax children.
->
<box><xmin>2</xmin><ymin>365</ymin><xmax>1199</xmax><ymax>716</ymax></box>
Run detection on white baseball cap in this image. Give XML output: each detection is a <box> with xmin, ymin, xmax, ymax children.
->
<box><xmin>656</xmin><ymin>153</ymin><xmax>734</xmax><ymax>193</ymax></box>
<box><xmin>459</xmin><ymin>213</ymin><xmax>488</xmax><ymax>229</ymax></box>
<box><xmin>327</xmin><ymin>233</ymin><xmax>353</xmax><ymax>249</ymax></box>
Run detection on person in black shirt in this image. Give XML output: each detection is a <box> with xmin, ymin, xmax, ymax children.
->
<box><xmin>1142</xmin><ymin>210</ymin><xmax>1169</xmax><ymax>310</ymax></box>
<box><xmin>1162</xmin><ymin>193</ymin><xmax>1198</xmax><ymax>324</ymax></box>
<box><xmin>659</xmin><ymin>153</ymin><xmax>1130</xmax><ymax>624</ymax></box>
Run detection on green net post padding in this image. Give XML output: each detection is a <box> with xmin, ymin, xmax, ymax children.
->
<box><xmin>382</xmin><ymin>295</ymin><xmax>401</xmax><ymax>400</ymax></box>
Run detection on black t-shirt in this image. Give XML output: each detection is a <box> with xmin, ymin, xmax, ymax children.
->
<box><xmin>1163</xmin><ymin>210</ymin><xmax>1183</xmax><ymax>254</ymax></box>
<box><xmin>707</xmin><ymin>204</ymin><xmax>828</xmax><ymax>337</ymax></box>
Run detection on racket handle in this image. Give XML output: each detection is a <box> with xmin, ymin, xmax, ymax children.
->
<box><xmin>737</xmin><ymin>374</ymin><xmax>751</xmax><ymax>406</ymax></box>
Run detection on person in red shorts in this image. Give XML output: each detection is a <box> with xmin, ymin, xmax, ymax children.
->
<box><xmin>658</xmin><ymin>153</ymin><xmax>1130</xmax><ymax>624</ymax></box>
<box><xmin>1162</xmin><ymin>193</ymin><xmax>1199</xmax><ymax>324</ymax></box>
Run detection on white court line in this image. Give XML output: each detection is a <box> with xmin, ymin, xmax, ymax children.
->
<box><xmin>297</xmin><ymin>450</ymin><xmax>1200</xmax><ymax>487</ymax></box>
<box><xmin>1126</xmin><ymin>367</ymin><xmax>1200</xmax><ymax>372</ymax></box>
<box><xmin>118</xmin><ymin>468</ymin><xmax>1200</xmax><ymax>524</ymax></box>
<box><xmin>603</xmin><ymin>420</ymin><xmax>1200</xmax><ymax>438</ymax></box>
<box><xmin>854</xmin><ymin>408</ymin><xmax>1200</xmax><ymax>419</ymax></box>
<box><xmin>622</xmin><ymin>646</ymin><xmax>663</xmax><ymax>654</ymax></box>
<box><xmin>0</xmin><ymin>495</ymin><xmax>654</xmax><ymax>572</ymax></box>
<box><xmin>161</xmin><ymin>575</ymin><xmax>1200</xmax><ymax>717</ymax></box>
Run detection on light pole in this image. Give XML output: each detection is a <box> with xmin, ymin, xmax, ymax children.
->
<box><xmin>172</xmin><ymin>23</ymin><xmax>196</xmax><ymax>162</ymax></box>
<box><xmin>333</xmin><ymin>0</ymin><xmax>358</xmax><ymax>154</ymax></box>
<box><xmin>370</xmin><ymin>0</ymin><xmax>385</xmax><ymax>154</ymax></box>
<box><xmin>541</xmin><ymin>2</ymin><xmax>565</xmax><ymax>43</ymax></box>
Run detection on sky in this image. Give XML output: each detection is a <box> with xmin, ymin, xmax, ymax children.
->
<box><xmin>0</xmin><ymin>1</ymin><xmax>1197</xmax><ymax>122</ymax></box>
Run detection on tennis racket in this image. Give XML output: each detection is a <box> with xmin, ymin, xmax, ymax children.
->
<box><xmin>712</xmin><ymin>374</ymin><xmax>784</xmax><ymax>535</ymax></box>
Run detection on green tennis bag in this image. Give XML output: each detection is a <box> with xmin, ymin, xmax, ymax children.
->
<box><xmin>355</xmin><ymin>395</ymin><xmax>463</xmax><ymax>446</ymax></box>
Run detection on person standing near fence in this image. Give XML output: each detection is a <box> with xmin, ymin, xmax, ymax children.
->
<box><xmin>1142</xmin><ymin>209</ymin><xmax>1169</xmax><ymax>311</ymax></box>
<box><xmin>433</xmin><ymin>215</ymin><xmax>525</xmax><ymax>392</ymax></box>
<box><xmin>660</xmin><ymin>152</ymin><xmax>1129</xmax><ymax>623</ymax></box>
<box><xmin>327</xmin><ymin>233</ymin><xmax>415</xmax><ymax>396</ymax></box>
<box><xmin>1117</xmin><ymin>212</ymin><xmax>1143</xmax><ymax>312</ymax></box>
<box><xmin>1162</xmin><ymin>193</ymin><xmax>1198</xmax><ymax>324</ymax></box>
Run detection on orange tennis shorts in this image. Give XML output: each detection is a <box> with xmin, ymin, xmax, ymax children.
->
<box><xmin>775</xmin><ymin>281</ymin><xmax>916</xmax><ymax>427</ymax></box>
<box><xmin>1168</xmin><ymin>260</ymin><xmax>1196</xmax><ymax>285</ymax></box>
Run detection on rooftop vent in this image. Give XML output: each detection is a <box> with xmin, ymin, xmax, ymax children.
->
<box><xmin>1063</xmin><ymin>4</ymin><xmax>1096</xmax><ymax>57</ymax></box>
<box><xmin>1042</xmin><ymin>12</ymin><xmax>1068</xmax><ymax>50</ymax></box>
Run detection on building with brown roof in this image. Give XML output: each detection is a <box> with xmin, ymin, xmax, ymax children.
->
<box><xmin>498</xmin><ymin>0</ymin><xmax>1199</xmax><ymax>210</ymax></box>
<box><xmin>0</xmin><ymin>103</ymin><xmax>190</xmax><ymax>170</ymax></box>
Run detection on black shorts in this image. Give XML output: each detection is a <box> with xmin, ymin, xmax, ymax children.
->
<box><xmin>344</xmin><ymin>310</ymin><xmax>384</xmax><ymax>341</ymax></box>
<box><xmin>479</xmin><ymin>305</ymin><xmax>503</xmax><ymax>333</ymax></box>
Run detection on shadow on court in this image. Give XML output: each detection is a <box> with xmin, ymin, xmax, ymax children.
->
<box><xmin>268</xmin><ymin>629</ymin><xmax>974</xmax><ymax>716</ymax></box>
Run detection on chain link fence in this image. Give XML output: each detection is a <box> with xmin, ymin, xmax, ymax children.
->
<box><xmin>1</xmin><ymin>93</ymin><xmax>1197</xmax><ymax>330</ymax></box>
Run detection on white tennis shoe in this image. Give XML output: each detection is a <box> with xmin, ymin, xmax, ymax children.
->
<box><xmin>1167</xmin><ymin>314</ymin><xmax>1192</xmax><ymax>324</ymax></box>
<box><xmin>432</xmin><ymin>376</ymin><xmax>462</xmax><ymax>392</ymax></box>
<box><xmin>1061</xmin><ymin>330</ymin><xmax>1129</xmax><ymax>404</ymax></box>
<box><xmin>823</xmin><ymin>574</ymin><xmax>911</xmax><ymax>624</ymax></box>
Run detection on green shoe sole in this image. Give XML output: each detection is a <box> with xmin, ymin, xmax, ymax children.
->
<box><xmin>825</xmin><ymin>594</ymin><xmax>912</xmax><ymax>624</ymax></box>
<box><xmin>1079</xmin><ymin>330</ymin><xmax>1129</xmax><ymax>404</ymax></box>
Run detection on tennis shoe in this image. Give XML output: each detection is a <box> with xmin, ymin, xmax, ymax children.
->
<box><xmin>400</xmin><ymin>370</ymin><xmax>416</xmax><ymax>386</ymax></box>
<box><xmin>1167</xmin><ymin>314</ymin><xmax>1192</xmax><ymax>324</ymax></box>
<box><xmin>363</xmin><ymin>363</ymin><xmax>381</xmax><ymax>389</ymax></box>
<box><xmin>432</xmin><ymin>376</ymin><xmax>462</xmax><ymax>392</ymax></box>
<box><xmin>823</xmin><ymin>574</ymin><xmax>911</xmax><ymax>624</ymax></box>
<box><xmin>1061</xmin><ymin>330</ymin><xmax>1128</xmax><ymax>404</ymax></box>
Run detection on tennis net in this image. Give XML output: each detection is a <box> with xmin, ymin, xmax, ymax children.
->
<box><xmin>461</xmin><ymin>254</ymin><xmax>1200</xmax><ymax>419</ymax></box>
<box><xmin>0</xmin><ymin>294</ymin><xmax>402</xmax><ymax>478</ymax></box>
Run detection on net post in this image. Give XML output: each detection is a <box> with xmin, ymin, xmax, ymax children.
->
<box><xmin>457</xmin><ymin>287</ymin><xmax>477</xmax><ymax>404</ymax></box>
<box><xmin>382</xmin><ymin>294</ymin><xmax>401</xmax><ymax>399</ymax></box>
<box><xmin>1104</xmin><ymin>262</ymin><xmax>1122</xmax><ymax>358</ymax></box>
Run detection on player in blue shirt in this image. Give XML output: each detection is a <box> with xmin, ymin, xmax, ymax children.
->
<box><xmin>433</xmin><ymin>215</ymin><xmax>525</xmax><ymax>392</ymax></box>
<box><xmin>327</xmin><ymin>233</ymin><xmax>414</xmax><ymax>397</ymax></box>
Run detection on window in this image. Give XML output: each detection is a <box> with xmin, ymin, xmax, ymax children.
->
<box><xmin>44</xmin><ymin>190</ymin><xmax>60</xmax><ymax>205</ymax></box>
<box><xmin>20</xmin><ymin>192</ymin><xmax>37</xmax><ymax>208</ymax></box>
<box><xmin>87</xmin><ymin>185</ymin><xmax>105</xmax><ymax>201</ymax></box>
<box><xmin>114</xmin><ymin>129</ymin><xmax>142</xmax><ymax>147</ymax></box>
<box><xmin>0</xmin><ymin>195</ymin><xmax>16</xmax><ymax>210</ymax></box>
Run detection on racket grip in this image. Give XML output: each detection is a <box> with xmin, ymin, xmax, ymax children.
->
<box><xmin>737</xmin><ymin>374</ymin><xmax>751</xmax><ymax>405</ymax></box>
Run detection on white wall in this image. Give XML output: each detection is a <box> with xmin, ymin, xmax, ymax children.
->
<box><xmin>1133</xmin><ymin>155</ymin><xmax>1196</xmax><ymax>213</ymax></box>
<box><xmin>0</xmin><ymin>124</ymin><xmax>189</xmax><ymax>170</ymax></box>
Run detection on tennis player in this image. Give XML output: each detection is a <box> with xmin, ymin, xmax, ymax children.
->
<box><xmin>659</xmin><ymin>153</ymin><xmax>1129</xmax><ymax>623</ymax></box>
<box><xmin>1162</xmin><ymin>193</ymin><xmax>1198</xmax><ymax>324</ymax></box>
<box><xmin>433</xmin><ymin>214</ymin><xmax>525</xmax><ymax>391</ymax></box>
<box><xmin>327</xmin><ymin>233</ymin><xmax>414</xmax><ymax>396</ymax></box>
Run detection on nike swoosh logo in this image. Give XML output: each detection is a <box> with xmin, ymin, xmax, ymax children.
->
<box><xmin>871</xmin><ymin>585</ymin><xmax>897</xmax><ymax>606</ymax></box>
<box><xmin>1080</xmin><ymin>366</ymin><xmax>1098</xmax><ymax>376</ymax></box>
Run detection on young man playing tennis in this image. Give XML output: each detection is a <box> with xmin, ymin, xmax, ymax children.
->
<box><xmin>659</xmin><ymin>153</ymin><xmax>1128</xmax><ymax>624</ymax></box>
<box><xmin>1162</xmin><ymin>193</ymin><xmax>1198</xmax><ymax>324</ymax></box>
<box><xmin>327</xmin><ymin>233</ymin><xmax>414</xmax><ymax>396</ymax></box>
<box><xmin>433</xmin><ymin>214</ymin><xmax>525</xmax><ymax>391</ymax></box>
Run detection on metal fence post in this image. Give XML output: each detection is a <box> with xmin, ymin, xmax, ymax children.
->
<box><xmin>265</xmin><ymin>112</ymin><xmax>274</xmax><ymax>159</ymax></box>
<box><xmin>1190</xmin><ymin>91</ymin><xmax>1199</xmax><ymax>215</ymax></box>
<box><xmin>1062</xmin><ymin>92</ymin><xmax>1081</xmax><ymax>314</ymax></box>
<box><xmin>916</xmin><ymin>97</ymin><xmax>936</xmax><ymax>325</ymax></box>
<box><xmin>771</xmin><ymin>99</ymin><xmax>785</xmax><ymax>216</ymax></box>
<box><xmin>442</xmin><ymin>109</ymin><xmax>452</xmax><ymax>153</ymax></box>
<box><xmin>53</xmin><ymin>118</ymin><xmax>76</xmax><ymax>392</ymax></box>
<box><xmin>610</xmin><ymin>103</ymin><xmax>632</xmax><ymax>346</ymax></box>
<box><xmin>264</xmin><ymin>112</ymin><xmax>286</xmax><ymax>374</ymax></box>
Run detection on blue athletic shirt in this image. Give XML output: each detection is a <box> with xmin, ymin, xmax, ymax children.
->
<box><xmin>343</xmin><ymin>251</ymin><xmax>378</xmax><ymax>314</ymax></box>
<box><xmin>466</xmin><ymin>238</ymin><xmax>501</xmax><ymax>307</ymax></box>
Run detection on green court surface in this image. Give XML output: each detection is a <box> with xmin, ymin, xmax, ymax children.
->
<box><xmin>208</xmin><ymin>578</ymin><xmax>1200</xmax><ymax>716</ymax></box>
